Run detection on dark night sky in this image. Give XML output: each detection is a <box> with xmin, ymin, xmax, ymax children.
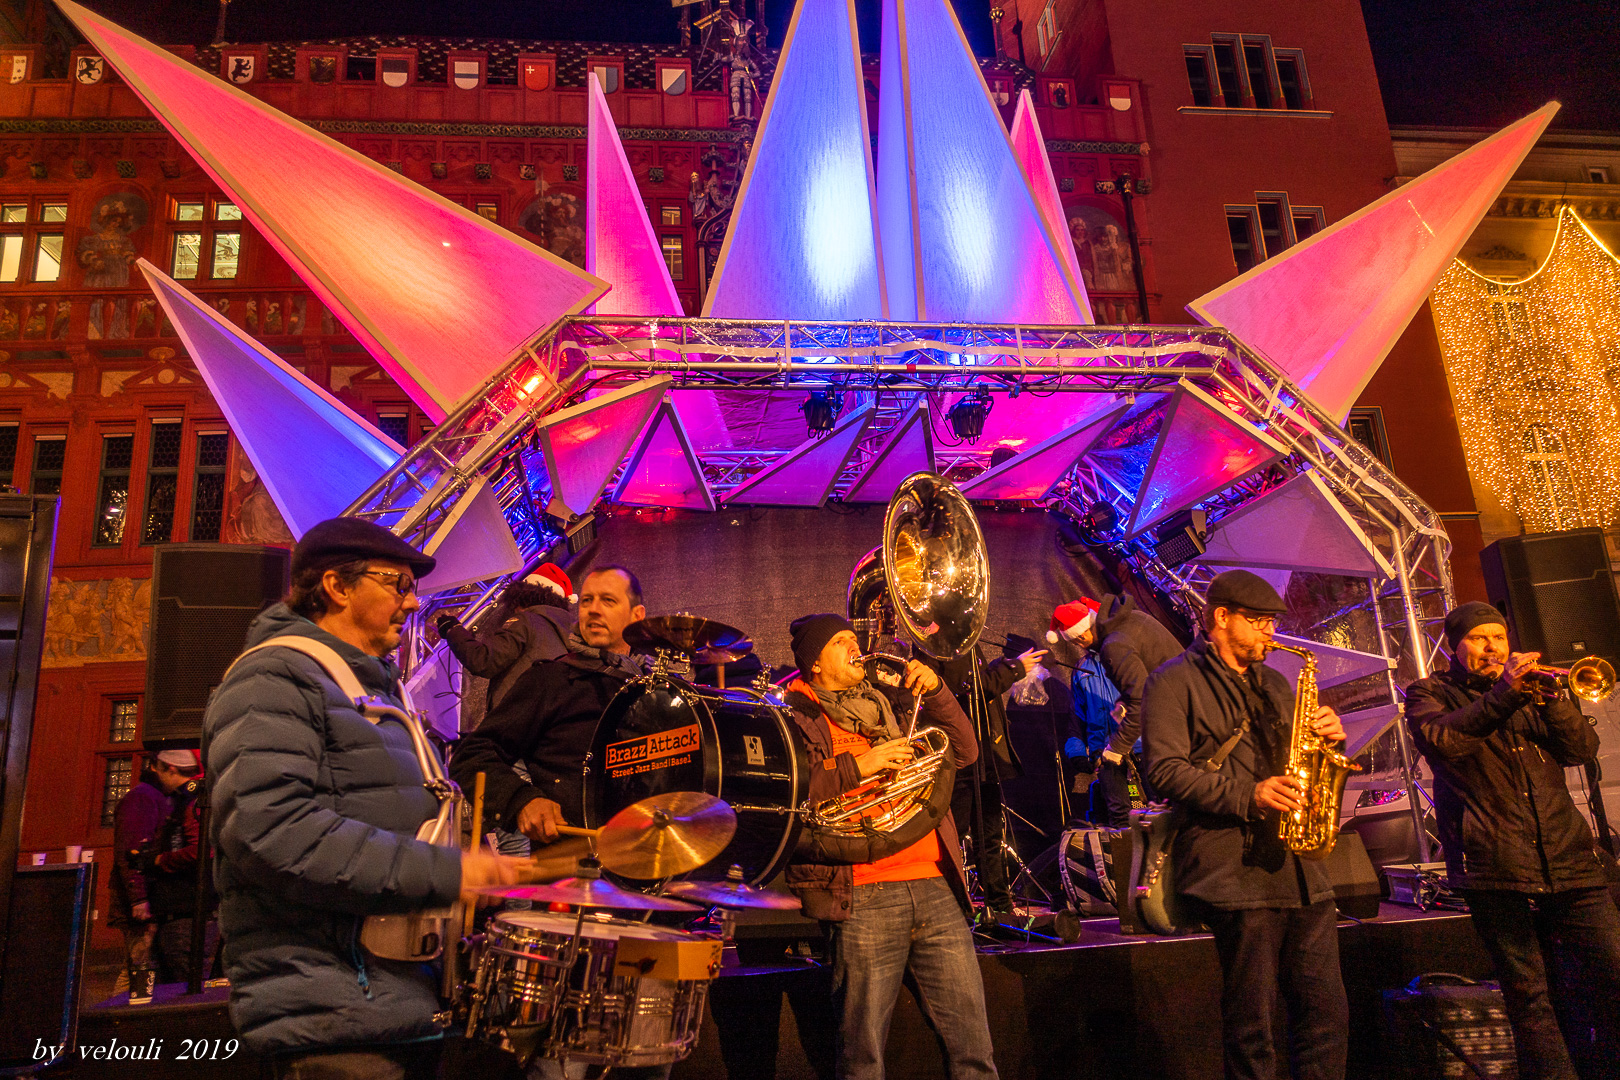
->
<box><xmin>74</xmin><ymin>0</ymin><xmax>1620</xmax><ymax>132</ymax></box>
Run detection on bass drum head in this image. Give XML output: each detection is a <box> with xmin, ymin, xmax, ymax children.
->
<box><xmin>584</xmin><ymin>677</ymin><xmax>808</xmax><ymax>887</ymax></box>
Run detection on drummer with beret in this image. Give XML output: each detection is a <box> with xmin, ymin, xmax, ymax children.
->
<box><xmin>1141</xmin><ymin>569</ymin><xmax>1349</xmax><ymax>1080</ymax></box>
<box><xmin>204</xmin><ymin>517</ymin><xmax>518</xmax><ymax>1077</ymax></box>
<box><xmin>781</xmin><ymin>613</ymin><xmax>999</xmax><ymax>1080</ymax></box>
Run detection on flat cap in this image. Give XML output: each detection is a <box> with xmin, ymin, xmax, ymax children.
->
<box><xmin>1444</xmin><ymin>601</ymin><xmax>1507</xmax><ymax>650</ymax></box>
<box><xmin>1206</xmin><ymin>569</ymin><xmax>1287</xmax><ymax>615</ymax></box>
<box><xmin>291</xmin><ymin>517</ymin><xmax>436</xmax><ymax>579</ymax></box>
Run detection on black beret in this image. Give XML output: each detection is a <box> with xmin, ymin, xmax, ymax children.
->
<box><xmin>1444</xmin><ymin>601</ymin><xmax>1507</xmax><ymax>650</ymax></box>
<box><xmin>291</xmin><ymin>517</ymin><xmax>437</xmax><ymax>579</ymax></box>
<box><xmin>1206</xmin><ymin>569</ymin><xmax>1287</xmax><ymax>615</ymax></box>
<box><xmin>790</xmin><ymin>613</ymin><xmax>854</xmax><ymax>678</ymax></box>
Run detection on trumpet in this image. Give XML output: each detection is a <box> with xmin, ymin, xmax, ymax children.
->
<box><xmin>1524</xmin><ymin>655</ymin><xmax>1616</xmax><ymax>704</ymax></box>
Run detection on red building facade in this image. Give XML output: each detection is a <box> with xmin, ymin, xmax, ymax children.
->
<box><xmin>997</xmin><ymin>0</ymin><xmax>1488</xmax><ymax>602</ymax></box>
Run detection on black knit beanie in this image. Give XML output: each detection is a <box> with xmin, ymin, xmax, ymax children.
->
<box><xmin>1444</xmin><ymin>601</ymin><xmax>1508</xmax><ymax>651</ymax></box>
<box><xmin>790</xmin><ymin>613</ymin><xmax>854</xmax><ymax>678</ymax></box>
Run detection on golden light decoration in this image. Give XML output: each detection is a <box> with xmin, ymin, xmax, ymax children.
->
<box><xmin>1431</xmin><ymin>207</ymin><xmax>1620</xmax><ymax>532</ymax></box>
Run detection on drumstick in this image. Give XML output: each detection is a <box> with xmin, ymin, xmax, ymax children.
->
<box><xmin>554</xmin><ymin>825</ymin><xmax>600</xmax><ymax>838</ymax></box>
<box><xmin>465</xmin><ymin>772</ymin><xmax>486</xmax><ymax>936</ymax></box>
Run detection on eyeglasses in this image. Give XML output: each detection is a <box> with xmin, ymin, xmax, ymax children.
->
<box><xmin>1234</xmin><ymin>610</ymin><xmax>1279</xmax><ymax>631</ymax></box>
<box><xmin>361</xmin><ymin>569</ymin><xmax>417</xmax><ymax>597</ymax></box>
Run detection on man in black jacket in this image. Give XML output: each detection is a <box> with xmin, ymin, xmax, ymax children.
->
<box><xmin>1050</xmin><ymin>592</ymin><xmax>1182</xmax><ymax>826</ymax></box>
<box><xmin>451</xmin><ymin>565</ymin><xmax>647</xmax><ymax>844</ymax></box>
<box><xmin>1405</xmin><ymin>601</ymin><xmax>1620</xmax><ymax>1080</ymax></box>
<box><xmin>1143</xmin><ymin>569</ymin><xmax>1348</xmax><ymax>1080</ymax></box>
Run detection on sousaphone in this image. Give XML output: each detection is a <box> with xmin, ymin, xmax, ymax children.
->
<box><xmin>804</xmin><ymin>473</ymin><xmax>990</xmax><ymax>864</ymax></box>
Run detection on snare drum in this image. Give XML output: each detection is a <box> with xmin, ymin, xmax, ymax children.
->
<box><xmin>469</xmin><ymin>910</ymin><xmax>719</xmax><ymax>1068</ymax></box>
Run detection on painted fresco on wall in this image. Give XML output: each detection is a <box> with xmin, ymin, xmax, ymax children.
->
<box><xmin>1065</xmin><ymin>205</ymin><xmax>1135</xmax><ymax>294</ymax></box>
<box><xmin>43</xmin><ymin>576</ymin><xmax>150</xmax><ymax>667</ymax></box>
<box><xmin>220</xmin><ymin>449</ymin><xmax>295</xmax><ymax>547</ymax></box>
<box><xmin>76</xmin><ymin>191</ymin><xmax>148</xmax><ymax>288</ymax></box>
<box><xmin>519</xmin><ymin>190</ymin><xmax>585</xmax><ymax>268</ymax></box>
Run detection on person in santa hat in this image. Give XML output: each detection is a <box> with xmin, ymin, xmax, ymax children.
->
<box><xmin>435</xmin><ymin>563</ymin><xmax>578</xmax><ymax>722</ymax></box>
<box><xmin>1047</xmin><ymin>591</ymin><xmax>1182</xmax><ymax>827</ymax></box>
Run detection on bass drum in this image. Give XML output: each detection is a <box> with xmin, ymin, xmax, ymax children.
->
<box><xmin>584</xmin><ymin>675</ymin><xmax>808</xmax><ymax>886</ymax></box>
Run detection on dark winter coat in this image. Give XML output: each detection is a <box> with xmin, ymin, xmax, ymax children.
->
<box><xmin>442</xmin><ymin>604</ymin><xmax>574</xmax><ymax>711</ymax></box>
<box><xmin>783</xmin><ymin>679</ymin><xmax>977</xmax><ymax>921</ymax></box>
<box><xmin>1405</xmin><ymin>660</ymin><xmax>1605</xmax><ymax>893</ymax></box>
<box><xmin>449</xmin><ymin>651</ymin><xmax>636</xmax><ymax>831</ymax></box>
<box><xmin>204</xmin><ymin>605</ymin><xmax>461</xmax><ymax>1055</ymax></box>
<box><xmin>145</xmin><ymin>777</ymin><xmax>210</xmax><ymax>919</ymax></box>
<box><xmin>110</xmin><ymin>777</ymin><xmax>169</xmax><ymax>926</ymax></box>
<box><xmin>1142</xmin><ymin>638</ymin><xmax>1334</xmax><ymax>910</ymax></box>
<box><xmin>920</xmin><ymin>647</ymin><xmax>1024</xmax><ymax>780</ymax></box>
<box><xmin>1096</xmin><ymin>594</ymin><xmax>1185</xmax><ymax>758</ymax></box>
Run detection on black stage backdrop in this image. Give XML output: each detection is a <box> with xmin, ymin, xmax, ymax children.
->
<box><xmin>574</xmin><ymin>505</ymin><xmax>1113</xmax><ymax>671</ymax></box>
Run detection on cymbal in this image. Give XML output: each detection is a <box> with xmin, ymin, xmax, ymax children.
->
<box><xmin>666</xmin><ymin>879</ymin><xmax>802</xmax><ymax>910</ymax></box>
<box><xmin>625</xmin><ymin>615</ymin><xmax>752</xmax><ymax>661</ymax></box>
<box><xmin>479</xmin><ymin>875</ymin><xmax>701</xmax><ymax>912</ymax></box>
<box><xmin>596</xmin><ymin>791</ymin><xmax>737</xmax><ymax>880</ymax></box>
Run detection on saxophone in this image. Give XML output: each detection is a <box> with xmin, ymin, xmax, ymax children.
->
<box><xmin>1267</xmin><ymin>642</ymin><xmax>1360</xmax><ymax>860</ymax></box>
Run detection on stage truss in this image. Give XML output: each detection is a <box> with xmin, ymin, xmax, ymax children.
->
<box><xmin>357</xmin><ymin>316</ymin><xmax>1451</xmax><ymax>855</ymax></box>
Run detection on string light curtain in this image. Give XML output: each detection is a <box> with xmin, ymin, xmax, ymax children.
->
<box><xmin>1431</xmin><ymin>207</ymin><xmax>1620</xmax><ymax>532</ymax></box>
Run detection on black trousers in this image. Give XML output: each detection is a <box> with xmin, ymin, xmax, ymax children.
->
<box><xmin>950</xmin><ymin>774</ymin><xmax>1011</xmax><ymax>912</ymax></box>
<box><xmin>1199</xmin><ymin>899</ymin><xmax>1348</xmax><ymax>1080</ymax></box>
<box><xmin>1464</xmin><ymin>886</ymin><xmax>1620</xmax><ymax>1080</ymax></box>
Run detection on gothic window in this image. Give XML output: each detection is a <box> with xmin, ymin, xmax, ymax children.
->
<box><xmin>1522</xmin><ymin>424</ymin><xmax>1578</xmax><ymax>529</ymax></box>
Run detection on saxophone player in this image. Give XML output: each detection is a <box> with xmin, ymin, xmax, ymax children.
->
<box><xmin>1405</xmin><ymin>602</ymin><xmax>1620</xmax><ymax>1080</ymax></box>
<box><xmin>1142</xmin><ymin>570</ymin><xmax>1349</xmax><ymax>1080</ymax></box>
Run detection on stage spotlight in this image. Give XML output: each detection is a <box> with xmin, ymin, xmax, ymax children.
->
<box><xmin>1083</xmin><ymin>500</ymin><xmax>1119</xmax><ymax>535</ymax></box>
<box><xmin>1153</xmin><ymin>508</ymin><xmax>1208</xmax><ymax>568</ymax></box>
<box><xmin>949</xmin><ymin>390</ymin><xmax>993</xmax><ymax>442</ymax></box>
<box><xmin>801</xmin><ymin>391</ymin><xmax>842</xmax><ymax>437</ymax></box>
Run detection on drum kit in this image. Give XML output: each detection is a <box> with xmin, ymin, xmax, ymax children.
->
<box><xmin>454</xmin><ymin>472</ymin><xmax>994</xmax><ymax>1073</ymax></box>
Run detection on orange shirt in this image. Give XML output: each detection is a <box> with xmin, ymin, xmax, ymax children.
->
<box><xmin>823</xmin><ymin>716</ymin><xmax>943</xmax><ymax>885</ymax></box>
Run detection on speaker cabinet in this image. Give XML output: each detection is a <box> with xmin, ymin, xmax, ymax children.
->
<box><xmin>0</xmin><ymin>864</ymin><xmax>93</xmax><ymax>1064</ymax></box>
<box><xmin>143</xmin><ymin>544</ymin><xmax>289</xmax><ymax>748</ymax></box>
<box><xmin>1480</xmin><ymin>528</ymin><xmax>1620</xmax><ymax>666</ymax></box>
<box><xmin>1326</xmin><ymin>830</ymin><xmax>1382</xmax><ymax>919</ymax></box>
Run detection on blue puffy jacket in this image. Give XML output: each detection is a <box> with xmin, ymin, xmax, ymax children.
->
<box><xmin>203</xmin><ymin>603</ymin><xmax>461</xmax><ymax>1055</ymax></box>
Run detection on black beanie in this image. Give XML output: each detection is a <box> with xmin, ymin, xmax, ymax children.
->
<box><xmin>1444</xmin><ymin>601</ymin><xmax>1508</xmax><ymax>651</ymax></box>
<box><xmin>790</xmin><ymin>613</ymin><xmax>854</xmax><ymax>678</ymax></box>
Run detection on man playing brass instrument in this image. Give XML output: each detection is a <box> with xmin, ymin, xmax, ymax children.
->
<box><xmin>781</xmin><ymin>613</ymin><xmax>998</xmax><ymax>1080</ymax></box>
<box><xmin>1142</xmin><ymin>570</ymin><xmax>1348</xmax><ymax>1080</ymax></box>
<box><xmin>1405</xmin><ymin>601</ymin><xmax>1620</xmax><ymax>1080</ymax></box>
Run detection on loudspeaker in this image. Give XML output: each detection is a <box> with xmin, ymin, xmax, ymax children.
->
<box><xmin>1326</xmin><ymin>830</ymin><xmax>1382</xmax><ymax>919</ymax></box>
<box><xmin>1480</xmin><ymin>528</ymin><xmax>1620</xmax><ymax>666</ymax></box>
<box><xmin>143</xmin><ymin>544</ymin><xmax>289</xmax><ymax>748</ymax></box>
<box><xmin>0</xmin><ymin>864</ymin><xmax>94</xmax><ymax>1065</ymax></box>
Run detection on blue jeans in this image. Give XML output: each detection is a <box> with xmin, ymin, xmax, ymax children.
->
<box><xmin>1465</xmin><ymin>886</ymin><xmax>1620</xmax><ymax>1080</ymax></box>
<box><xmin>1200</xmin><ymin>899</ymin><xmax>1348</xmax><ymax>1080</ymax></box>
<box><xmin>828</xmin><ymin>878</ymin><xmax>998</xmax><ymax>1080</ymax></box>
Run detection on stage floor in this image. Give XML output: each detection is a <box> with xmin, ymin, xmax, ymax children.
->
<box><xmin>65</xmin><ymin>902</ymin><xmax>1499</xmax><ymax>1080</ymax></box>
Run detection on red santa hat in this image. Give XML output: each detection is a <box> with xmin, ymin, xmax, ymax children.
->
<box><xmin>524</xmin><ymin>563</ymin><xmax>576</xmax><ymax>604</ymax></box>
<box><xmin>1047</xmin><ymin>598</ymin><xmax>1101</xmax><ymax>644</ymax></box>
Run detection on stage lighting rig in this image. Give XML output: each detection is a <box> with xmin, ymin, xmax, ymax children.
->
<box><xmin>948</xmin><ymin>390</ymin><xmax>994</xmax><ymax>442</ymax></box>
<box><xmin>801</xmin><ymin>390</ymin><xmax>843</xmax><ymax>437</ymax></box>
<box><xmin>1153</xmin><ymin>508</ymin><xmax>1208</xmax><ymax>568</ymax></box>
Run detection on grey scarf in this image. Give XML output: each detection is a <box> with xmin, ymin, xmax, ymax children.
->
<box><xmin>818</xmin><ymin>681</ymin><xmax>900</xmax><ymax>741</ymax></box>
<box><xmin>566</xmin><ymin>630</ymin><xmax>646</xmax><ymax>679</ymax></box>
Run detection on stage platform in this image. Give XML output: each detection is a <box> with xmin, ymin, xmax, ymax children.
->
<box><xmin>66</xmin><ymin>903</ymin><xmax>1496</xmax><ymax>1080</ymax></box>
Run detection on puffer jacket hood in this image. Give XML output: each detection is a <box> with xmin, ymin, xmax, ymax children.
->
<box><xmin>204</xmin><ymin>604</ymin><xmax>461</xmax><ymax>1055</ymax></box>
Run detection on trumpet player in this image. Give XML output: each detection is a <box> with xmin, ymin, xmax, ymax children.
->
<box><xmin>1405</xmin><ymin>601</ymin><xmax>1620</xmax><ymax>1080</ymax></box>
<box><xmin>780</xmin><ymin>613</ymin><xmax>997</xmax><ymax>1080</ymax></box>
<box><xmin>1142</xmin><ymin>570</ymin><xmax>1348</xmax><ymax>1080</ymax></box>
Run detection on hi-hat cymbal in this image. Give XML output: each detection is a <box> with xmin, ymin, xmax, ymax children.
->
<box><xmin>624</xmin><ymin>615</ymin><xmax>752</xmax><ymax>661</ymax></box>
<box><xmin>665</xmin><ymin>879</ymin><xmax>802</xmax><ymax>910</ymax></box>
<box><xmin>596</xmin><ymin>791</ymin><xmax>737</xmax><ymax>880</ymax></box>
<box><xmin>478</xmin><ymin>875</ymin><xmax>701</xmax><ymax>912</ymax></box>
